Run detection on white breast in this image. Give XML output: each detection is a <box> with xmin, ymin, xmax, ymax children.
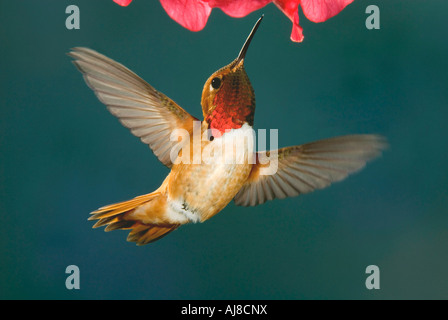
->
<box><xmin>202</xmin><ymin>123</ymin><xmax>256</xmax><ymax>165</ymax></box>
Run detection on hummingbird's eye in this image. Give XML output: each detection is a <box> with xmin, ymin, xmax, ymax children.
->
<box><xmin>211</xmin><ymin>77</ymin><xmax>222</xmax><ymax>90</ymax></box>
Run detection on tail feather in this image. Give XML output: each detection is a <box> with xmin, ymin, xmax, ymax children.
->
<box><xmin>89</xmin><ymin>192</ymin><xmax>160</xmax><ymax>220</ymax></box>
<box><xmin>104</xmin><ymin>219</ymin><xmax>135</xmax><ymax>232</ymax></box>
<box><xmin>126</xmin><ymin>223</ymin><xmax>178</xmax><ymax>246</ymax></box>
<box><xmin>89</xmin><ymin>192</ymin><xmax>179</xmax><ymax>245</ymax></box>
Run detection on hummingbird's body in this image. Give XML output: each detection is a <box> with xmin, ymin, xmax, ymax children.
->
<box><xmin>166</xmin><ymin>123</ymin><xmax>254</xmax><ymax>223</ymax></box>
<box><xmin>69</xmin><ymin>17</ymin><xmax>386</xmax><ymax>245</ymax></box>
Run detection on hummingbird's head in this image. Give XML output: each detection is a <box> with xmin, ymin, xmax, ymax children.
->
<box><xmin>201</xmin><ymin>16</ymin><xmax>263</xmax><ymax>138</ymax></box>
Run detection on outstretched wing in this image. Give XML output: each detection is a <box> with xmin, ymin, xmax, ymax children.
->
<box><xmin>234</xmin><ymin>135</ymin><xmax>387</xmax><ymax>206</ymax></box>
<box><xmin>69</xmin><ymin>47</ymin><xmax>198</xmax><ymax>167</ymax></box>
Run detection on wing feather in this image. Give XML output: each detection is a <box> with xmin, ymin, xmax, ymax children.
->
<box><xmin>69</xmin><ymin>47</ymin><xmax>198</xmax><ymax>167</ymax></box>
<box><xmin>234</xmin><ymin>135</ymin><xmax>387</xmax><ymax>206</ymax></box>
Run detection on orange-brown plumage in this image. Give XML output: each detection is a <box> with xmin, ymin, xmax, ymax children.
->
<box><xmin>69</xmin><ymin>16</ymin><xmax>386</xmax><ymax>245</ymax></box>
<box><xmin>202</xmin><ymin>61</ymin><xmax>255</xmax><ymax>137</ymax></box>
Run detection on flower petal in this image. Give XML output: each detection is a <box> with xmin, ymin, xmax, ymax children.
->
<box><xmin>290</xmin><ymin>9</ymin><xmax>304</xmax><ymax>42</ymax></box>
<box><xmin>159</xmin><ymin>0</ymin><xmax>212</xmax><ymax>31</ymax></box>
<box><xmin>113</xmin><ymin>0</ymin><xmax>133</xmax><ymax>6</ymax></box>
<box><xmin>300</xmin><ymin>0</ymin><xmax>354</xmax><ymax>23</ymax></box>
<box><xmin>273</xmin><ymin>0</ymin><xmax>304</xmax><ymax>42</ymax></box>
<box><xmin>208</xmin><ymin>0</ymin><xmax>271</xmax><ymax>18</ymax></box>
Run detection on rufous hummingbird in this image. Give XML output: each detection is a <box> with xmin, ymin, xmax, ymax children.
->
<box><xmin>69</xmin><ymin>16</ymin><xmax>386</xmax><ymax>245</ymax></box>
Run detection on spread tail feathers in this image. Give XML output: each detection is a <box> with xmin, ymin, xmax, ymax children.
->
<box><xmin>89</xmin><ymin>192</ymin><xmax>179</xmax><ymax>245</ymax></box>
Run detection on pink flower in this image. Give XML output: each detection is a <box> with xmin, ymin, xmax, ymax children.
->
<box><xmin>274</xmin><ymin>0</ymin><xmax>355</xmax><ymax>41</ymax></box>
<box><xmin>113</xmin><ymin>0</ymin><xmax>354</xmax><ymax>42</ymax></box>
<box><xmin>114</xmin><ymin>0</ymin><xmax>133</xmax><ymax>6</ymax></box>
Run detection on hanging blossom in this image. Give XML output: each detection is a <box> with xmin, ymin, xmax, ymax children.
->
<box><xmin>113</xmin><ymin>0</ymin><xmax>354</xmax><ymax>42</ymax></box>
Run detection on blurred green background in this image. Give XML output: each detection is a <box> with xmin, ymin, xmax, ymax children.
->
<box><xmin>1</xmin><ymin>0</ymin><xmax>447</xmax><ymax>299</ymax></box>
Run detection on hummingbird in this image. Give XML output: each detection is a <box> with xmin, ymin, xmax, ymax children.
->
<box><xmin>69</xmin><ymin>16</ymin><xmax>386</xmax><ymax>246</ymax></box>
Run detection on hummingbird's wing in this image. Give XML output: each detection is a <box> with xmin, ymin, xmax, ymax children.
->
<box><xmin>234</xmin><ymin>135</ymin><xmax>387</xmax><ymax>206</ymax></box>
<box><xmin>69</xmin><ymin>47</ymin><xmax>198</xmax><ymax>168</ymax></box>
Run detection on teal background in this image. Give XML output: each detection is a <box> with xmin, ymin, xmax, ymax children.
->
<box><xmin>1</xmin><ymin>0</ymin><xmax>447</xmax><ymax>299</ymax></box>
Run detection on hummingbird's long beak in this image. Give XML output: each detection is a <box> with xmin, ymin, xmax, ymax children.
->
<box><xmin>233</xmin><ymin>15</ymin><xmax>263</xmax><ymax>67</ymax></box>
